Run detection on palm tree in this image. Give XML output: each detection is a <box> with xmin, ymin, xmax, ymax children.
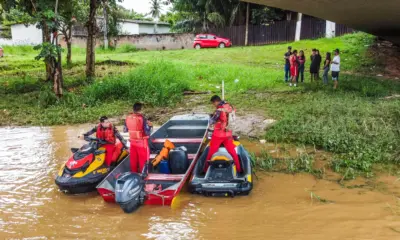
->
<box><xmin>149</xmin><ymin>0</ymin><xmax>162</xmax><ymax>33</ymax></box>
<box><xmin>173</xmin><ymin>0</ymin><xmax>225</xmax><ymax>32</ymax></box>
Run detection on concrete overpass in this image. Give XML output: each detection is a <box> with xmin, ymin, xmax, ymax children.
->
<box><xmin>245</xmin><ymin>0</ymin><xmax>400</xmax><ymax>44</ymax></box>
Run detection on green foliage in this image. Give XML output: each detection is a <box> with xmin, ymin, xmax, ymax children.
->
<box><xmin>171</xmin><ymin>0</ymin><xmax>289</xmax><ymax>32</ymax></box>
<box><xmin>34</xmin><ymin>42</ymin><xmax>63</xmax><ymax>62</ymax></box>
<box><xmin>96</xmin><ymin>44</ymin><xmax>138</xmax><ymax>53</ymax></box>
<box><xmin>251</xmin><ymin>7</ymin><xmax>285</xmax><ymax>24</ymax></box>
<box><xmin>149</xmin><ymin>0</ymin><xmax>163</xmax><ymax>19</ymax></box>
<box><xmin>0</xmin><ymin>75</ymin><xmax>42</xmax><ymax>94</ymax></box>
<box><xmin>83</xmin><ymin>60</ymin><xmax>190</xmax><ymax>106</ymax></box>
<box><xmin>118</xmin><ymin>44</ymin><xmax>138</xmax><ymax>53</ymax></box>
<box><xmin>4</xmin><ymin>7</ymin><xmax>34</xmax><ymax>24</ymax></box>
<box><xmin>160</xmin><ymin>11</ymin><xmax>180</xmax><ymax>26</ymax></box>
<box><xmin>37</xmin><ymin>86</ymin><xmax>59</xmax><ymax>108</ymax></box>
<box><xmin>285</xmin><ymin>154</ymin><xmax>314</xmax><ymax>174</ymax></box>
<box><xmin>264</xmin><ymin>86</ymin><xmax>400</xmax><ymax>176</ymax></box>
<box><xmin>113</xmin><ymin>5</ymin><xmax>152</xmax><ymax>21</ymax></box>
<box><xmin>251</xmin><ymin>150</ymin><xmax>277</xmax><ymax>170</ymax></box>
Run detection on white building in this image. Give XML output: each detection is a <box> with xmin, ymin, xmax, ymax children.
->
<box><xmin>9</xmin><ymin>19</ymin><xmax>170</xmax><ymax>45</ymax></box>
<box><xmin>10</xmin><ymin>24</ymin><xmax>43</xmax><ymax>45</ymax></box>
<box><xmin>96</xmin><ymin>18</ymin><xmax>170</xmax><ymax>35</ymax></box>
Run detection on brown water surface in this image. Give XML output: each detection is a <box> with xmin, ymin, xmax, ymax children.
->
<box><xmin>1</xmin><ymin>126</ymin><xmax>400</xmax><ymax>239</ymax></box>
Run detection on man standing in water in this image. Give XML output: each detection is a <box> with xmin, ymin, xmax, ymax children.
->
<box><xmin>284</xmin><ymin>46</ymin><xmax>292</xmax><ymax>82</ymax></box>
<box><xmin>80</xmin><ymin>116</ymin><xmax>127</xmax><ymax>166</ymax></box>
<box><xmin>331</xmin><ymin>49</ymin><xmax>341</xmax><ymax>89</ymax></box>
<box><xmin>124</xmin><ymin>103</ymin><xmax>153</xmax><ymax>173</ymax></box>
<box><xmin>204</xmin><ymin>95</ymin><xmax>242</xmax><ymax>173</ymax></box>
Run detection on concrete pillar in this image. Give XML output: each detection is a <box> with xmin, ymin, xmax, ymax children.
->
<box><xmin>295</xmin><ymin>13</ymin><xmax>303</xmax><ymax>41</ymax></box>
<box><xmin>245</xmin><ymin>2</ymin><xmax>249</xmax><ymax>46</ymax></box>
<box><xmin>326</xmin><ymin>21</ymin><xmax>336</xmax><ymax>38</ymax></box>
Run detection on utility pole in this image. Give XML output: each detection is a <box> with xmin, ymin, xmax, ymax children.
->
<box><xmin>103</xmin><ymin>0</ymin><xmax>108</xmax><ymax>49</ymax></box>
<box><xmin>245</xmin><ymin>2</ymin><xmax>249</xmax><ymax>46</ymax></box>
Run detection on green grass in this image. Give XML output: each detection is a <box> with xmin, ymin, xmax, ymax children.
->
<box><xmin>1</xmin><ymin>32</ymin><xmax>400</xmax><ymax>178</ymax></box>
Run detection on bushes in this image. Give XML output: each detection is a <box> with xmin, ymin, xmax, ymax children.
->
<box><xmin>264</xmin><ymin>90</ymin><xmax>400</xmax><ymax>175</ymax></box>
<box><xmin>2</xmin><ymin>45</ymin><xmax>37</xmax><ymax>55</ymax></box>
<box><xmin>96</xmin><ymin>44</ymin><xmax>139</xmax><ymax>54</ymax></box>
<box><xmin>83</xmin><ymin>60</ymin><xmax>191</xmax><ymax>106</ymax></box>
<box><xmin>0</xmin><ymin>75</ymin><xmax>42</xmax><ymax>94</ymax></box>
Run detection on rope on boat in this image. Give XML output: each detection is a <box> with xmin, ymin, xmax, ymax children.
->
<box><xmin>148</xmin><ymin>192</ymin><xmax>166</xmax><ymax>206</ymax></box>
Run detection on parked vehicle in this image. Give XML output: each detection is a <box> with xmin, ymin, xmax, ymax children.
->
<box><xmin>0</xmin><ymin>46</ymin><xmax>3</xmax><ymax>57</ymax></box>
<box><xmin>193</xmin><ymin>34</ymin><xmax>232</xmax><ymax>49</ymax></box>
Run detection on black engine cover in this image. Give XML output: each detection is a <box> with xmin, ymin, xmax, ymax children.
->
<box><xmin>115</xmin><ymin>172</ymin><xmax>145</xmax><ymax>213</ymax></box>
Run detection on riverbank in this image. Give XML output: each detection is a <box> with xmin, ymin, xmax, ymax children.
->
<box><xmin>1</xmin><ymin>33</ymin><xmax>400</xmax><ymax>178</ymax></box>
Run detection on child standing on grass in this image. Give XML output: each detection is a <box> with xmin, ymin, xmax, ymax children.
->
<box><xmin>289</xmin><ymin>50</ymin><xmax>299</xmax><ymax>87</ymax></box>
<box><xmin>331</xmin><ymin>49</ymin><xmax>341</xmax><ymax>89</ymax></box>
<box><xmin>323</xmin><ymin>52</ymin><xmax>331</xmax><ymax>85</ymax></box>
<box><xmin>297</xmin><ymin>50</ymin><xmax>306</xmax><ymax>83</ymax></box>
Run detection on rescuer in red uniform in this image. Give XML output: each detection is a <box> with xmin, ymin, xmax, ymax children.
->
<box><xmin>80</xmin><ymin>116</ymin><xmax>127</xmax><ymax>166</ymax></box>
<box><xmin>124</xmin><ymin>103</ymin><xmax>153</xmax><ymax>173</ymax></box>
<box><xmin>204</xmin><ymin>95</ymin><xmax>242</xmax><ymax>173</ymax></box>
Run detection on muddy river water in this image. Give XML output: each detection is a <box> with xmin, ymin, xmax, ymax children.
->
<box><xmin>1</xmin><ymin>126</ymin><xmax>400</xmax><ymax>239</ymax></box>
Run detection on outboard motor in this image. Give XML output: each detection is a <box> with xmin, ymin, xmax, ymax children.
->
<box><xmin>115</xmin><ymin>172</ymin><xmax>145</xmax><ymax>213</ymax></box>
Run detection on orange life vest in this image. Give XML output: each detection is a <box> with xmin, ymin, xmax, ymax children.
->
<box><xmin>96</xmin><ymin>123</ymin><xmax>116</xmax><ymax>144</ymax></box>
<box><xmin>213</xmin><ymin>103</ymin><xmax>234</xmax><ymax>138</ymax></box>
<box><xmin>126</xmin><ymin>113</ymin><xmax>147</xmax><ymax>141</ymax></box>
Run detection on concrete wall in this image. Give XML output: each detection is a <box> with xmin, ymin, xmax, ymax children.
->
<box><xmin>0</xmin><ymin>38</ymin><xmax>15</xmax><ymax>45</ymax></box>
<box><xmin>62</xmin><ymin>33</ymin><xmax>195</xmax><ymax>50</ymax></box>
<box><xmin>139</xmin><ymin>23</ymin><xmax>170</xmax><ymax>34</ymax></box>
<box><xmin>11</xmin><ymin>24</ymin><xmax>42</xmax><ymax>45</ymax></box>
<box><xmin>120</xmin><ymin>22</ymin><xmax>139</xmax><ymax>35</ymax></box>
<box><xmin>117</xmin><ymin>33</ymin><xmax>193</xmax><ymax>50</ymax></box>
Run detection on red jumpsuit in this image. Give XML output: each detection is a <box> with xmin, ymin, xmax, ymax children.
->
<box><xmin>204</xmin><ymin>103</ymin><xmax>242</xmax><ymax>173</ymax></box>
<box><xmin>125</xmin><ymin>113</ymin><xmax>150</xmax><ymax>173</ymax></box>
<box><xmin>95</xmin><ymin>124</ymin><xmax>116</xmax><ymax>166</ymax></box>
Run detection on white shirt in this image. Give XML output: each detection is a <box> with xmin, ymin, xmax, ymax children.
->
<box><xmin>331</xmin><ymin>55</ymin><xmax>341</xmax><ymax>72</ymax></box>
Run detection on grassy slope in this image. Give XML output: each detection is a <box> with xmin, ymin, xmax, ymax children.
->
<box><xmin>1</xmin><ymin>33</ymin><xmax>399</xmax><ymax>177</ymax></box>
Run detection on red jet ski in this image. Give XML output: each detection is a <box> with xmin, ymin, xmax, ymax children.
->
<box><xmin>55</xmin><ymin>137</ymin><xmax>128</xmax><ymax>194</ymax></box>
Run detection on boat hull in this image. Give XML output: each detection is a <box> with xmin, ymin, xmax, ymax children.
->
<box><xmin>97</xmin><ymin>114</ymin><xmax>210</xmax><ymax>208</ymax></box>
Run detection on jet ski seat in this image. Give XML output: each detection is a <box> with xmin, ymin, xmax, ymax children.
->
<box><xmin>210</xmin><ymin>152</ymin><xmax>233</xmax><ymax>167</ymax></box>
<box><xmin>209</xmin><ymin>151</ymin><xmax>245</xmax><ymax>177</ymax></box>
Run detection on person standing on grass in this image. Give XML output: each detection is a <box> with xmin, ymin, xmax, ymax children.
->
<box><xmin>284</xmin><ymin>46</ymin><xmax>292</xmax><ymax>82</ymax></box>
<box><xmin>323</xmin><ymin>52</ymin><xmax>332</xmax><ymax>85</ymax></box>
<box><xmin>331</xmin><ymin>49</ymin><xmax>341</xmax><ymax>89</ymax></box>
<box><xmin>316</xmin><ymin>50</ymin><xmax>322</xmax><ymax>80</ymax></box>
<box><xmin>297</xmin><ymin>50</ymin><xmax>306</xmax><ymax>83</ymax></box>
<box><xmin>310</xmin><ymin>49</ymin><xmax>318</xmax><ymax>82</ymax></box>
<box><xmin>289</xmin><ymin>50</ymin><xmax>299</xmax><ymax>87</ymax></box>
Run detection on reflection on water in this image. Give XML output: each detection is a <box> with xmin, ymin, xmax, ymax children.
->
<box><xmin>1</xmin><ymin>126</ymin><xmax>400</xmax><ymax>239</ymax></box>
